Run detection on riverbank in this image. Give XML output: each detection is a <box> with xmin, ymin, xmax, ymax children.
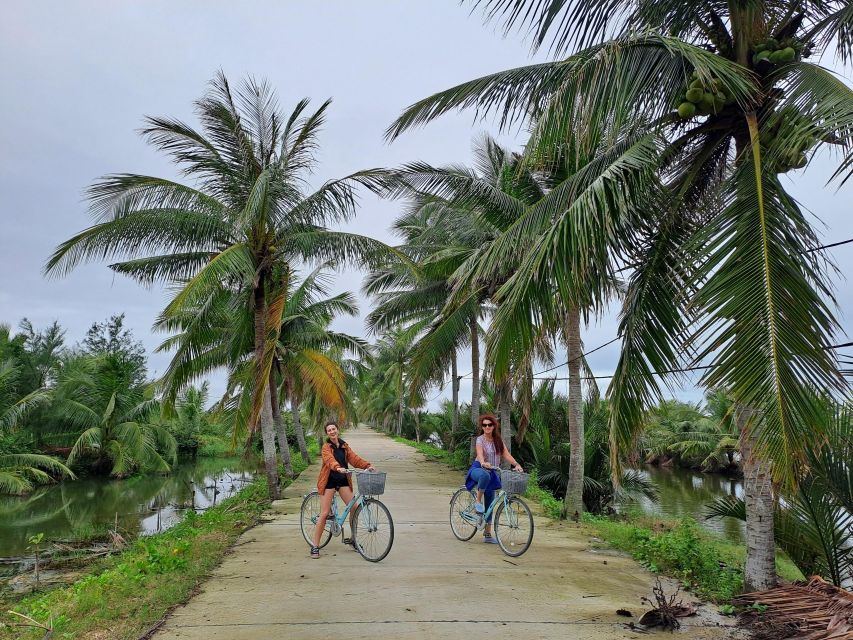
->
<box><xmin>393</xmin><ymin>434</ymin><xmax>803</xmax><ymax>603</ymax></box>
<box><xmin>0</xmin><ymin>444</ymin><xmax>314</xmax><ymax>640</ymax></box>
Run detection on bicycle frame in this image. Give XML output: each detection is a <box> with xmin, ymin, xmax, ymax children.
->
<box><xmin>328</xmin><ymin>491</ymin><xmax>367</xmax><ymax>528</ymax></box>
<box><xmin>480</xmin><ymin>490</ymin><xmax>508</xmax><ymax>522</ymax></box>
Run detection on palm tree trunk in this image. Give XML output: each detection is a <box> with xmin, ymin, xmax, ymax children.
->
<box><xmin>282</xmin><ymin>375</ymin><xmax>308</xmax><ymax>464</ymax></box>
<box><xmin>397</xmin><ymin>367</ymin><xmax>404</xmax><ymax>437</ymax></box>
<box><xmin>270</xmin><ymin>375</ymin><xmax>294</xmax><ymax>478</ymax></box>
<box><xmin>564</xmin><ymin>305</ymin><xmax>585</xmax><ymax>521</ymax></box>
<box><xmin>290</xmin><ymin>391</ymin><xmax>310</xmax><ymax>465</ymax></box>
<box><xmin>414</xmin><ymin>410</ymin><xmax>421</xmax><ymax>442</ymax></box>
<box><xmin>498</xmin><ymin>379</ymin><xmax>512</xmax><ymax>460</ymax></box>
<box><xmin>254</xmin><ymin>282</ymin><xmax>280</xmax><ymax>500</ymax></box>
<box><xmin>738</xmin><ymin>407</ymin><xmax>776</xmax><ymax>591</ymax></box>
<box><xmin>451</xmin><ymin>351</ymin><xmax>460</xmax><ymax>448</ymax></box>
<box><xmin>470</xmin><ymin>313</ymin><xmax>480</xmax><ymax>458</ymax></box>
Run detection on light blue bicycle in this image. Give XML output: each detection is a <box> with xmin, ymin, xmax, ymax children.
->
<box><xmin>449</xmin><ymin>469</ymin><xmax>534</xmax><ymax>557</ymax></box>
<box><xmin>300</xmin><ymin>469</ymin><xmax>394</xmax><ymax>562</ymax></box>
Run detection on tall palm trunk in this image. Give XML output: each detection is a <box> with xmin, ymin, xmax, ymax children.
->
<box><xmin>564</xmin><ymin>306</ymin><xmax>584</xmax><ymax>520</ymax></box>
<box><xmin>254</xmin><ymin>282</ymin><xmax>280</xmax><ymax>500</ymax></box>
<box><xmin>451</xmin><ymin>351</ymin><xmax>460</xmax><ymax>448</ymax></box>
<box><xmin>739</xmin><ymin>407</ymin><xmax>776</xmax><ymax>591</ymax></box>
<box><xmin>498</xmin><ymin>378</ymin><xmax>512</xmax><ymax>460</ymax></box>
<box><xmin>285</xmin><ymin>381</ymin><xmax>311</xmax><ymax>464</ymax></box>
<box><xmin>289</xmin><ymin>389</ymin><xmax>310</xmax><ymax>465</ymax></box>
<box><xmin>729</xmin><ymin>5</ymin><xmax>778</xmax><ymax>592</ymax></box>
<box><xmin>270</xmin><ymin>375</ymin><xmax>294</xmax><ymax>478</ymax></box>
<box><xmin>414</xmin><ymin>410</ymin><xmax>421</xmax><ymax>442</ymax></box>
<box><xmin>396</xmin><ymin>366</ymin><xmax>404</xmax><ymax>436</ymax></box>
<box><xmin>470</xmin><ymin>313</ymin><xmax>480</xmax><ymax>458</ymax></box>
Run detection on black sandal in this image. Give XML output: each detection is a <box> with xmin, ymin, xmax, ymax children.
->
<box><xmin>310</xmin><ymin>546</ymin><xmax>320</xmax><ymax>559</ymax></box>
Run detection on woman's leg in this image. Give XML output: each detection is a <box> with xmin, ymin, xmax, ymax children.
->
<box><xmin>471</xmin><ymin>468</ymin><xmax>490</xmax><ymax>508</ymax></box>
<box><xmin>338</xmin><ymin>485</ymin><xmax>355</xmax><ymax>533</ymax></box>
<box><xmin>312</xmin><ymin>489</ymin><xmax>336</xmax><ymax>549</ymax></box>
<box><xmin>483</xmin><ymin>488</ymin><xmax>495</xmax><ymax>536</ymax></box>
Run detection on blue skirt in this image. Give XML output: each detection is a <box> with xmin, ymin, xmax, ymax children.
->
<box><xmin>464</xmin><ymin>460</ymin><xmax>501</xmax><ymax>492</ymax></box>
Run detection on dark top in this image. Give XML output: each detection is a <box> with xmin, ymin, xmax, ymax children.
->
<box><xmin>327</xmin><ymin>439</ymin><xmax>349</xmax><ymax>485</ymax></box>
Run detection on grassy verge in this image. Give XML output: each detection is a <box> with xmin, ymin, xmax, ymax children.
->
<box><xmin>1</xmin><ymin>442</ymin><xmax>316</xmax><ymax>640</ymax></box>
<box><xmin>582</xmin><ymin>514</ymin><xmax>803</xmax><ymax>602</ymax></box>
<box><xmin>391</xmin><ymin>433</ymin><xmax>803</xmax><ymax>603</ymax></box>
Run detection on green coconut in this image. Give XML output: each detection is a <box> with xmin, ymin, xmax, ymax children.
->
<box><xmin>756</xmin><ymin>50</ymin><xmax>772</xmax><ymax>62</ymax></box>
<box><xmin>779</xmin><ymin>47</ymin><xmax>796</xmax><ymax>63</ymax></box>
<box><xmin>713</xmin><ymin>94</ymin><xmax>726</xmax><ymax>112</ymax></box>
<box><xmin>677</xmin><ymin>102</ymin><xmax>697</xmax><ymax>118</ymax></box>
<box><xmin>700</xmin><ymin>92</ymin><xmax>716</xmax><ymax>110</ymax></box>
<box><xmin>766</xmin><ymin>38</ymin><xmax>779</xmax><ymax>50</ymax></box>
<box><xmin>689</xmin><ymin>79</ymin><xmax>704</xmax><ymax>90</ymax></box>
<box><xmin>685</xmin><ymin>88</ymin><xmax>704</xmax><ymax>103</ymax></box>
<box><xmin>769</xmin><ymin>49</ymin><xmax>786</xmax><ymax>64</ymax></box>
<box><xmin>754</xmin><ymin>43</ymin><xmax>767</xmax><ymax>53</ymax></box>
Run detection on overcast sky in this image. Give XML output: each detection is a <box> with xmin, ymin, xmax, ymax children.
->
<box><xmin>2</xmin><ymin>2</ymin><xmax>851</xmax><ymax>409</ymax></box>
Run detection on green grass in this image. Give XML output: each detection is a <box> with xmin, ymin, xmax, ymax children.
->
<box><xmin>0</xmin><ymin>442</ymin><xmax>317</xmax><ymax>640</ymax></box>
<box><xmin>583</xmin><ymin>513</ymin><xmax>804</xmax><ymax>602</ymax></box>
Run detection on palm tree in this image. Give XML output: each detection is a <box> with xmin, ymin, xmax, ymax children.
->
<box><xmin>274</xmin><ymin>266</ymin><xmax>370</xmax><ymax>463</ymax></box>
<box><xmin>388</xmin><ymin>1</ymin><xmax>851</xmax><ymax>589</ymax></box>
<box><xmin>154</xmin><ymin>265</ymin><xmax>365</xmax><ymax>474</ymax></box>
<box><xmin>0</xmin><ymin>343</ymin><xmax>74</xmax><ymax>495</ymax></box>
<box><xmin>388</xmin><ymin>134</ymin><xmax>635</xmax><ymax>515</ymax></box>
<box><xmin>365</xmin><ymin>199</ymin><xmax>481</xmax><ymax>444</ymax></box>
<box><xmin>46</xmin><ymin>73</ymin><xmax>387</xmax><ymax>499</ymax></box>
<box><xmin>56</xmin><ymin>353</ymin><xmax>177</xmax><ymax>477</ymax></box>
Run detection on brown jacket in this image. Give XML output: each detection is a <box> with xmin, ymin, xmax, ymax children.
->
<box><xmin>317</xmin><ymin>440</ymin><xmax>371</xmax><ymax>493</ymax></box>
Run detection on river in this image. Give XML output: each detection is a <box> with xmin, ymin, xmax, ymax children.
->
<box><xmin>0</xmin><ymin>456</ymin><xmax>257</xmax><ymax>568</ymax></box>
<box><xmin>627</xmin><ymin>465</ymin><xmax>746</xmax><ymax>544</ymax></box>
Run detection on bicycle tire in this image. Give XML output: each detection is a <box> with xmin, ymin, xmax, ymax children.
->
<box><xmin>449</xmin><ymin>488</ymin><xmax>478</xmax><ymax>541</ymax></box>
<box><xmin>300</xmin><ymin>491</ymin><xmax>333</xmax><ymax>548</ymax></box>
<box><xmin>351</xmin><ymin>498</ymin><xmax>394</xmax><ymax>562</ymax></box>
<box><xmin>493</xmin><ymin>496</ymin><xmax>534</xmax><ymax>557</ymax></box>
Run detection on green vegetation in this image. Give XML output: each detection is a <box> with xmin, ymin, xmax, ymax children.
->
<box><xmin>583</xmin><ymin>515</ymin><xmax>803</xmax><ymax>602</ymax></box>
<box><xmin>0</xmin><ymin>441</ymin><xmax>314</xmax><ymax>640</ymax></box>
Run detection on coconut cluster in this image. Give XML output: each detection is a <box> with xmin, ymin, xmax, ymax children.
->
<box><xmin>752</xmin><ymin>37</ymin><xmax>802</xmax><ymax>67</ymax></box>
<box><xmin>760</xmin><ymin>108</ymin><xmax>814</xmax><ymax>173</ymax></box>
<box><xmin>676</xmin><ymin>72</ymin><xmax>733</xmax><ymax>119</ymax></box>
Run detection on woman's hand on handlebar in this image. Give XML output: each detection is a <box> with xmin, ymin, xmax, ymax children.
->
<box><xmin>367</xmin><ymin>465</ymin><xmax>376</xmax><ymax>472</ymax></box>
<box><xmin>513</xmin><ymin>464</ymin><xmax>523</xmax><ymax>472</ymax></box>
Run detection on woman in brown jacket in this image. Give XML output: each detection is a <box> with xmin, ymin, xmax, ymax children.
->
<box><xmin>311</xmin><ymin>421</ymin><xmax>374</xmax><ymax>558</ymax></box>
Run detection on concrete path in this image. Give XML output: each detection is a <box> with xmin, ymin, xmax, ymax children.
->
<box><xmin>154</xmin><ymin>428</ymin><xmax>736</xmax><ymax>639</ymax></box>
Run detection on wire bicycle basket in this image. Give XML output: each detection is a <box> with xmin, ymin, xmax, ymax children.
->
<box><xmin>355</xmin><ymin>470</ymin><xmax>386</xmax><ymax>496</ymax></box>
<box><xmin>500</xmin><ymin>470</ymin><xmax>529</xmax><ymax>495</ymax></box>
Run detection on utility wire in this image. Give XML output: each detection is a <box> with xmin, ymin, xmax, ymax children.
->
<box><xmin>535</xmin><ymin>341</ymin><xmax>853</xmax><ymax>382</ymax></box>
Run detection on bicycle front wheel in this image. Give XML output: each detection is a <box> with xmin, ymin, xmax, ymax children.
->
<box><xmin>300</xmin><ymin>491</ymin><xmax>333</xmax><ymax>548</ymax></box>
<box><xmin>449</xmin><ymin>488</ymin><xmax>478</xmax><ymax>541</ymax></box>
<box><xmin>493</xmin><ymin>496</ymin><xmax>534</xmax><ymax>557</ymax></box>
<box><xmin>352</xmin><ymin>498</ymin><xmax>394</xmax><ymax>562</ymax></box>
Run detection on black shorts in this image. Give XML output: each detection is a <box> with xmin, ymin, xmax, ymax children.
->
<box><xmin>326</xmin><ymin>474</ymin><xmax>349</xmax><ymax>490</ymax></box>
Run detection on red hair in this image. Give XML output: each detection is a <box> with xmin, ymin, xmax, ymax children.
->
<box><xmin>477</xmin><ymin>413</ymin><xmax>504</xmax><ymax>457</ymax></box>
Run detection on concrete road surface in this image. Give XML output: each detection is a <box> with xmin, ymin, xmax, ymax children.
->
<box><xmin>153</xmin><ymin>427</ymin><xmax>736</xmax><ymax>639</ymax></box>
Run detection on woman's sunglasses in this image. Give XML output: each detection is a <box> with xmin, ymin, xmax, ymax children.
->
<box><xmin>482</xmin><ymin>422</ymin><xmax>494</xmax><ymax>427</ymax></box>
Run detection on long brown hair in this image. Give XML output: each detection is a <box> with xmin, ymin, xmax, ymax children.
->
<box><xmin>477</xmin><ymin>413</ymin><xmax>504</xmax><ymax>456</ymax></box>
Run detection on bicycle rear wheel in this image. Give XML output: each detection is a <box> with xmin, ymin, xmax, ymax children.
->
<box><xmin>351</xmin><ymin>498</ymin><xmax>394</xmax><ymax>562</ymax></box>
<box><xmin>493</xmin><ymin>496</ymin><xmax>534</xmax><ymax>557</ymax></box>
<box><xmin>300</xmin><ymin>491</ymin><xmax>333</xmax><ymax>548</ymax></box>
<box><xmin>449</xmin><ymin>488</ymin><xmax>478</xmax><ymax>541</ymax></box>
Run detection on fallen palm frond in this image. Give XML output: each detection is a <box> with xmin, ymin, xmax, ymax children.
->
<box><xmin>735</xmin><ymin>576</ymin><xmax>853</xmax><ymax>639</ymax></box>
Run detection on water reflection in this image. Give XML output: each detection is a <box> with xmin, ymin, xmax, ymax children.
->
<box><xmin>0</xmin><ymin>457</ymin><xmax>257</xmax><ymax>560</ymax></box>
<box><xmin>625</xmin><ymin>466</ymin><xmax>746</xmax><ymax>544</ymax></box>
